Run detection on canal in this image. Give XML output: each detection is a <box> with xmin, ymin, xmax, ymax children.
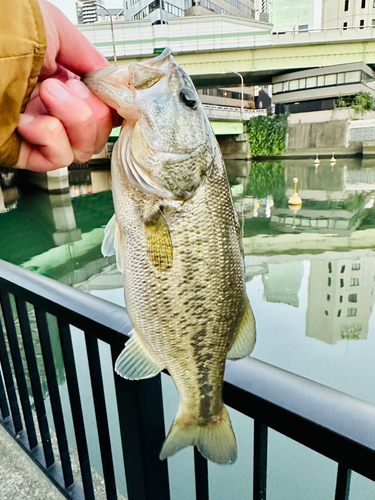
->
<box><xmin>1</xmin><ymin>157</ymin><xmax>375</xmax><ymax>499</ymax></box>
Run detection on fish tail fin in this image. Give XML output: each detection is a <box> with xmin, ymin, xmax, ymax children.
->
<box><xmin>159</xmin><ymin>406</ymin><xmax>237</xmax><ymax>464</ymax></box>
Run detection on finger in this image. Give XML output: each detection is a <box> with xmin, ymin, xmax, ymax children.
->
<box><xmin>66</xmin><ymin>79</ymin><xmax>113</xmax><ymax>154</ymax></box>
<box><xmin>39</xmin><ymin>79</ymin><xmax>98</xmax><ymax>163</ymax></box>
<box><xmin>16</xmin><ymin>114</ymin><xmax>74</xmax><ymax>171</ymax></box>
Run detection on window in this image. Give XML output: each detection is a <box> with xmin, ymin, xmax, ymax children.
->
<box><xmin>340</xmin><ymin>279</ymin><xmax>344</xmax><ymax>287</ymax></box>
<box><xmin>326</xmin><ymin>74</ymin><xmax>337</xmax><ymax>85</ymax></box>
<box><xmin>325</xmin><ymin>310</ymin><xmax>329</xmax><ymax>316</ymax></box>
<box><xmin>328</xmin><ymin>277</ymin><xmax>332</xmax><ymax>286</ymax></box>
<box><xmin>350</xmin><ymin>278</ymin><xmax>360</xmax><ymax>286</ymax></box>
<box><xmin>306</xmin><ymin>76</ymin><xmax>317</xmax><ymax>88</ymax></box>
<box><xmin>343</xmin><ymin>21</ymin><xmax>348</xmax><ymax>29</ymax></box>
<box><xmin>360</xmin><ymin>19</ymin><xmax>365</xmax><ymax>28</ymax></box>
<box><xmin>317</xmin><ymin>75</ymin><xmax>325</xmax><ymax>86</ymax></box>
<box><xmin>338</xmin><ymin>73</ymin><xmax>345</xmax><ymax>84</ymax></box>
<box><xmin>341</xmin><ymin>265</ymin><xmax>346</xmax><ymax>273</ymax></box>
<box><xmin>299</xmin><ymin>78</ymin><xmax>306</xmax><ymax>89</ymax></box>
<box><xmin>372</xmin><ymin>18</ymin><xmax>375</xmax><ymax>26</ymax></box>
<box><xmin>327</xmin><ymin>294</ymin><xmax>331</xmax><ymax>301</ymax></box>
<box><xmin>352</xmin><ymin>263</ymin><xmax>361</xmax><ymax>270</ymax></box>
<box><xmin>344</xmin><ymin>0</ymin><xmax>349</xmax><ymax>11</ymax></box>
<box><xmin>348</xmin><ymin>294</ymin><xmax>357</xmax><ymax>302</ymax></box>
<box><xmin>328</xmin><ymin>262</ymin><xmax>332</xmax><ymax>273</ymax></box>
<box><xmin>347</xmin><ymin>308</ymin><xmax>357</xmax><ymax>317</ymax></box>
<box><xmin>290</xmin><ymin>80</ymin><xmax>299</xmax><ymax>91</ymax></box>
<box><xmin>283</xmin><ymin>82</ymin><xmax>289</xmax><ymax>92</ymax></box>
<box><xmin>362</xmin><ymin>0</ymin><xmax>366</xmax><ymax>7</ymax></box>
<box><xmin>340</xmin><ymin>295</ymin><xmax>343</xmax><ymax>303</ymax></box>
<box><xmin>338</xmin><ymin>309</ymin><xmax>342</xmax><ymax>317</ymax></box>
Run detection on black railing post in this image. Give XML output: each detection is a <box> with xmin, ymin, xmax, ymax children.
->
<box><xmin>35</xmin><ymin>307</ymin><xmax>74</xmax><ymax>488</ymax></box>
<box><xmin>335</xmin><ymin>464</ymin><xmax>351</xmax><ymax>500</ymax></box>
<box><xmin>253</xmin><ymin>420</ymin><xmax>268</xmax><ymax>500</ymax></box>
<box><xmin>85</xmin><ymin>331</ymin><xmax>118</xmax><ymax>500</ymax></box>
<box><xmin>111</xmin><ymin>337</ymin><xmax>171</xmax><ymax>500</ymax></box>
<box><xmin>0</xmin><ymin>309</ymin><xmax>23</xmax><ymax>433</ymax></box>
<box><xmin>15</xmin><ymin>297</ymin><xmax>55</xmax><ymax>468</ymax></box>
<box><xmin>58</xmin><ymin>320</ymin><xmax>95</xmax><ymax>500</ymax></box>
<box><xmin>0</xmin><ymin>291</ymin><xmax>38</xmax><ymax>450</ymax></box>
<box><xmin>194</xmin><ymin>448</ymin><xmax>209</xmax><ymax>500</ymax></box>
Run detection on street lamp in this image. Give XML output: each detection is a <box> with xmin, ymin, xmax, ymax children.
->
<box><xmin>221</xmin><ymin>69</ymin><xmax>244</xmax><ymax>113</ymax></box>
<box><xmin>78</xmin><ymin>1</ymin><xmax>117</xmax><ymax>65</ymax></box>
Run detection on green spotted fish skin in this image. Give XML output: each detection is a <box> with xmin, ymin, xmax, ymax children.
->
<box><xmin>83</xmin><ymin>49</ymin><xmax>256</xmax><ymax>464</ymax></box>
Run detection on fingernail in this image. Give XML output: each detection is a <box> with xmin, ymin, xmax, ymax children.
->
<box><xmin>69</xmin><ymin>80</ymin><xmax>91</xmax><ymax>99</ymax></box>
<box><xmin>18</xmin><ymin>114</ymin><xmax>35</xmax><ymax>126</ymax></box>
<box><xmin>46</xmin><ymin>80</ymin><xmax>70</xmax><ymax>100</ymax></box>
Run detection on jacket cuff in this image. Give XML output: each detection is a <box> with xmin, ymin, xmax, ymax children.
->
<box><xmin>0</xmin><ymin>0</ymin><xmax>47</xmax><ymax>167</ymax></box>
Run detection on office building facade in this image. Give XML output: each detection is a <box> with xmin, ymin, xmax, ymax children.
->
<box><xmin>322</xmin><ymin>0</ymin><xmax>375</xmax><ymax>29</ymax></box>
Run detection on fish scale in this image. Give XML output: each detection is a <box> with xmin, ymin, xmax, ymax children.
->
<box><xmin>83</xmin><ymin>48</ymin><xmax>256</xmax><ymax>464</ymax></box>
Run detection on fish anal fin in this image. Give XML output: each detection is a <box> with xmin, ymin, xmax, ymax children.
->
<box><xmin>143</xmin><ymin>205</ymin><xmax>173</xmax><ymax>271</ymax></box>
<box><xmin>102</xmin><ymin>215</ymin><xmax>124</xmax><ymax>273</ymax></box>
<box><xmin>227</xmin><ymin>299</ymin><xmax>256</xmax><ymax>360</ymax></box>
<box><xmin>115</xmin><ymin>330</ymin><xmax>163</xmax><ymax>380</ymax></box>
<box><xmin>160</xmin><ymin>406</ymin><xmax>237</xmax><ymax>464</ymax></box>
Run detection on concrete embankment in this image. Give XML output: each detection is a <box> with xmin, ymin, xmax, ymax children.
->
<box><xmin>285</xmin><ymin>108</ymin><xmax>375</xmax><ymax>158</ymax></box>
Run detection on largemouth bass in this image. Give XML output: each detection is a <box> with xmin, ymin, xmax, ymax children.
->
<box><xmin>83</xmin><ymin>49</ymin><xmax>256</xmax><ymax>464</ymax></box>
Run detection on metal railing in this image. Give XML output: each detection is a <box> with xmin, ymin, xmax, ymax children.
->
<box><xmin>0</xmin><ymin>258</ymin><xmax>375</xmax><ymax>499</ymax></box>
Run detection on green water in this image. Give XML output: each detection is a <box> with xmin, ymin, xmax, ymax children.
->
<box><xmin>1</xmin><ymin>158</ymin><xmax>375</xmax><ymax>499</ymax></box>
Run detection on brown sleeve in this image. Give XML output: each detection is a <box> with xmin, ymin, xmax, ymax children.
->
<box><xmin>0</xmin><ymin>0</ymin><xmax>47</xmax><ymax>167</ymax></box>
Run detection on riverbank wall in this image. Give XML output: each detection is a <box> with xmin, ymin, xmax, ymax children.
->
<box><xmin>285</xmin><ymin>108</ymin><xmax>375</xmax><ymax>158</ymax></box>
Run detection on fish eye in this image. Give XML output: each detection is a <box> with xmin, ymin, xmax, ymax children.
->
<box><xmin>179</xmin><ymin>88</ymin><xmax>198</xmax><ymax>109</ymax></box>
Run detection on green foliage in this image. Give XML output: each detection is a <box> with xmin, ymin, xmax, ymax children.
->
<box><xmin>334</xmin><ymin>92</ymin><xmax>374</xmax><ymax>112</ymax></box>
<box><xmin>245</xmin><ymin>161</ymin><xmax>285</xmax><ymax>199</ymax></box>
<box><xmin>245</xmin><ymin>114</ymin><xmax>288</xmax><ymax>157</ymax></box>
<box><xmin>351</xmin><ymin>91</ymin><xmax>374</xmax><ymax>112</ymax></box>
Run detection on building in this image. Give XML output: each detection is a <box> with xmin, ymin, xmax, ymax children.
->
<box><xmin>123</xmin><ymin>0</ymin><xmax>255</xmax><ymax>23</ymax></box>
<box><xmin>76</xmin><ymin>0</ymin><xmax>104</xmax><ymax>24</ymax></box>
<box><xmin>270</xmin><ymin>0</ymin><xmax>322</xmax><ymax>32</ymax></box>
<box><xmin>321</xmin><ymin>0</ymin><xmax>375</xmax><ymax>30</ymax></box>
<box><xmin>272</xmin><ymin>62</ymin><xmax>375</xmax><ymax>114</ymax></box>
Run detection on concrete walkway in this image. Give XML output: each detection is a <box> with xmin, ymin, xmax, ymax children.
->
<box><xmin>0</xmin><ymin>425</ymin><xmax>65</xmax><ymax>500</ymax></box>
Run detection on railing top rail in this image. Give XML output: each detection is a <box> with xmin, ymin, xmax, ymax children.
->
<box><xmin>0</xmin><ymin>259</ymin><xmax>131</xmax><ymax>343</ymax></box>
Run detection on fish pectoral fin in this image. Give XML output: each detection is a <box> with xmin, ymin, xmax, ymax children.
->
<box><xmin>143</xmin><ymin>204</ymin><xmax>173</xmax><ymax>271</ymax></box>
<box><xmin>102</xmin><ymin>214</ymin><xmax>124</xmax><ymax>273</ymax></box>
<box><xmin>115</xmin><ymin>330</ymin><xmax>163</xmax><ymax>380</ymax></box>
<box><xmin>227</xmin><ymin>298</ymin><xmax>256</xmax><ymax>360</ymax></box>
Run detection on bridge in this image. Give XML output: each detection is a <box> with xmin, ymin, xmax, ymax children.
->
<box><xmin>79</xmin><ymin>15</ymin><xmax>375</xmax><ymax>87</ymax></box>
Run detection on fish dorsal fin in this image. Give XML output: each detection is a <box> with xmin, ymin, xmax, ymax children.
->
<box><xmin>227</xmin><ymin>299</ymin><xmax>256</xmax><ymax>360</ymax></box>
<box><xmin>143</xmin><ymin>204</ymin><xmax>173</xmax><ymax>271</ymax></box>
<box><xmin>115</xmin><ymin>330</ymin><xmax>163</xmax><ymax>380</ymax></box>
<box><xmin>102</xmin><ymin>215</ymin><xmax>124</xmax><ymax>273</ymax></box>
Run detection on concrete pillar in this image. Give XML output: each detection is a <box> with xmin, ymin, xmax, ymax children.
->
<box><xmin>21</xmin><ymin>166</ymin><xmax>69</xmax><ymax>193</ymax></box>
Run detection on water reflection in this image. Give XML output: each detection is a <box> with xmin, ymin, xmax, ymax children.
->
<box><xmin>0</xmin><ymin>168</ymin><xmax>19</xmax><ymax>213</ymax></box>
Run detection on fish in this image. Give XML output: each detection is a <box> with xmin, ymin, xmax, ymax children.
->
<box><xmin>83</xmin><ymin>48</ymin><xmax>256</xmax><ymax>464</ymax></box>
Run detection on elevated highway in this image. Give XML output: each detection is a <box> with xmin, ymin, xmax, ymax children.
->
<box><xmin>79</xmin><ymin>15</ymin><xmax>375</xmax><ymax>87</ymax></box>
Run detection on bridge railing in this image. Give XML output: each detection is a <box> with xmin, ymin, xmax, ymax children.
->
<box><xmin>0</xmin><ymin>258</ymin><xmax>375</xmax><ymax>499</ymax></box>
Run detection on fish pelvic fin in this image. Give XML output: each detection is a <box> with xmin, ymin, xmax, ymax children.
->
<box><xmin>102</xmin><ymin>214</ymin><xmax>124</xmax><ymax>273</ymax></box>
<box><xmin>227</xmin><ymin>298</ymin><xmax>256</xmax><ymax>360</ymax></box>
<box><xmin>160</xmin><ymin>406</ymin><xmax>237</xmax><ymax>464</ymax></box>
<box><xmin>115</xmin><ymin>330</ymin><xmax>163</xmax><ymax>380</ymax></box>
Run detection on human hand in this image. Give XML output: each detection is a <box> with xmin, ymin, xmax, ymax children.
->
<box><xmin>16</xmin><ymin>0</ymin><xmax>121</xmax><ymax>171</ymax></box>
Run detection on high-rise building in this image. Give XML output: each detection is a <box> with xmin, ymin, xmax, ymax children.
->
<box><xmin>270</xmin><ymin>0</ymin><xmax>322</xmax><ymax>32</ymax></box>
<box><xmin>321</xmin><ymin>0</ymin><xmax>375</xmax><ymax>29</ymax></box>
<box><xmin>76</xmin><ymin>0</ymin><xmax>105</xmax><ymax>24</ymax></box>
<box><xmin>123</xmin><ymin>0</ymin><xmax>255</xmax><ymax>23</ymax></box>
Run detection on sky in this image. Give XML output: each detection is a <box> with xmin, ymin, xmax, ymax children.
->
<box><xmin>50</xmin><ymin>0</ymin><xmax>124</xmax><ymax>25</ymax></box>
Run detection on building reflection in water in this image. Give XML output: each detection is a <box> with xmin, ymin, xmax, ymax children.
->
<box><xmin>69</xmin><ymin>168</ymin><xmax>111</xmax><ymax>198</ymax></box>
<box><xmin>240</xmin><ymin>158</ymin><xmax>375</xmax><ymax>345</ymax></box>
<box><xmin>306</xmin><ymin>254</ymin><xmax>375</xmax><ymax>344</ymax></box>
<box><xmin>0</xmin><ymin>168</ymin><xmax>19</xmax><ymax>213</ymax></box>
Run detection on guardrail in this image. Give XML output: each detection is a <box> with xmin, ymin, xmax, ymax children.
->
<box><xmin>0</xmin><ymin>258</ymin><xmax>375</xmax><ymax>499</ymax></box>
